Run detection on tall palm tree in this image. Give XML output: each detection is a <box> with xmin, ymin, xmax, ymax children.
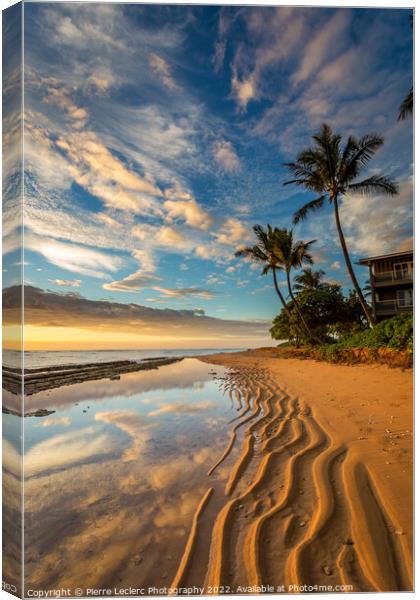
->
<box><xmin>275</xmin><ymin>230</ymin><xmax>318</xmax><ymax>340</ymax></box>
<box><xmin>234</xmin><ymin>224</ymin><xmax>291</xmax><ymax>316</ymax></box>
<box><xmin>294</xmin><ymin>268</ymin><xmax>325</xmax><ymax>292</ymax></box>
<box><xmin>284</xmin><ymin>124</ymin><xmax>398</xmax><ymax>327</ymax></box>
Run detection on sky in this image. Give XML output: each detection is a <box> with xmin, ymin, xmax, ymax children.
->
<box><xmin>3</xmin><ymin>3</ymin><xmax>414</xmax><ymax>350</ymax></box>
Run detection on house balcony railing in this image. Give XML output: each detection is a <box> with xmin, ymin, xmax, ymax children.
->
<box><xmin>373</xmin><ymin>271</ymin><xmax>413</xmax><ymax>285</ymax></box>
<box><xmin>375</xmin><ymin>299</ymin><xmax>413</xmax><ymax>314</ymax></box>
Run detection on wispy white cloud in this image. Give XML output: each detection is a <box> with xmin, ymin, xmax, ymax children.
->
<box><xmin>86</xmin><ymin>67</ymin><xmax>115</xmax><ymax>95</ymax></box>
<box><xmin>293</xmin><ymin>11</ymin><xmax>350</xmax><ymax>85</ymax></box>
<box><xmin>339</xmin><ymin>180</ymin><xmax>413</xmax><ymax>256</ymax></box>
<box><xmin>152</xmin><ymin>286</ymin><xmax>216</xmax><ymax>299</ymax></box>
<box><xmin>149</xmin><ymin>53</ymin><xmax>180</xmax><ymax>91</ymax></box>
<box><xmin>148</xmin><ymin>401</ymin><xmax>217</xmax><ymax>417</ymax></box>
<box><xmin>45</xmin><ymin>5</ymin><xmax>126</xmax><ymax>51</ymax></box>
<box><xmin>213</xmin><ymin>140</ymin><xmax>241</xmax><ymax>171</ymax></box>
<box><xmin>164</xmin><ymin>197</ymin><xmax>213</xmax><ymax>230</ymax></box>
<box><xmin>24</xmin><ymin>233</ymin><xmax>123</xmax><ymax>279</ymax></box>
<box><xmin>103</xmin><ymin>271</ymin><xmax>162</xmax><ymax>292</ymax></box>
<box><xmin>155</xmin><ymin>226</ymin><xmax>191</xmax><ymax>251</ymax></box>
<box><xmin>229</xmin><ymin>8</ymin><xmax>306</xmax><ymax>111</ymax></box>
<box><xmin>213</xmin><ymin>217</ymin><xmax>250</xmax><ymax>246</ymax></box>
<box><xmin>56</xmin><ymin>128</ymin><xmax>163</xmax><ymax>215</ymax></box>
<box><xmin>50</xmin><ymin>279</ymin><xmax>82</xmax><ymax>288</ymax></box>
<box><xmin>41</xmin><ymin>417</ymin><xmax>71</xmax><ymax>427</ymax></box>
<box><xmin>231</xmin><ymin>71</ymin><xmax>257</xmax><ymax>111</ymax></box>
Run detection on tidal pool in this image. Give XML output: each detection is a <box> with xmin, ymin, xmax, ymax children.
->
<box><xmin>9</xmin><ymin>358</ymin><xmax>241</xmax><ymax>592</ymax></box>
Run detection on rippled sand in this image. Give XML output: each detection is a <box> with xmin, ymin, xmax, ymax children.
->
<box><xmin>194</xmin><ymin>350</ymin><xmax>413</xmax><ymax>593</ymax></box>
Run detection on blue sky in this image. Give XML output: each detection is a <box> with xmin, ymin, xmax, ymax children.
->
<box><xmin>3</xmin><ymin>4</ymin><xmax>414</xmax><ymax>347</ymax></box>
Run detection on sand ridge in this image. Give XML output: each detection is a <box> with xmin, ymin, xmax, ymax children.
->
<box><xmin>168</xmin><ymin>351</ymin><xmax>413</xmax><ymax>593</ymax></box>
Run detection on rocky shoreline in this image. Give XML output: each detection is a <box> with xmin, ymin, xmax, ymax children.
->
<box><xmin>2</xmin><ymin>356</ymin><xmax>183</xmax><ymax>397</ymax></box>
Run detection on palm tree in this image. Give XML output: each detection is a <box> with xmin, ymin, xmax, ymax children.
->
<box><xmin>294</xmin><ymin>268</ymin><xmax>325</xmax><ymax>292</ymax></box>
<box><xmin>234</xmin><ymin>224</ymin><xmax>291</xmax><ymax>316</ymax></box>
<box><xmin>275</xmin><ymin>230</ymin><xmax>318</xmax><ymax>340</ymax></box>
<box><xmin>398</xmin><ymin>88</ymin><xmax>413</xmax><ymax>121</ymax></box>
<box><xmin>363</xmin><ymin>279</ymin><xmax>372</xmax><ymax>299</ymax></box>
<box><xmin>284</xmin><ymin>124</ymin><xmax>398</xmax><ymax>327</ymax></box>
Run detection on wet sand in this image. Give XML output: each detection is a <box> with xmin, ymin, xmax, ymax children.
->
<box><xmin>187</xmin><ymin>349</ymin><xmax>413</xmax><ymax>593</ymax></box>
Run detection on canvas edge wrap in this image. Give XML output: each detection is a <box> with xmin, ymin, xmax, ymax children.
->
<box><xmin>2</xmin><ymin>2</ymin><xmax>24</xmax><ymax>597</ymax></box>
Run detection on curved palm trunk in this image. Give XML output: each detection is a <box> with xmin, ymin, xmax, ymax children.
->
<box><xmin>333</xmin><ymin>196</ymin><xmax>375</xmax><ymax>327</ymax></box>
<box><xmin>273</xmin><ymin>269</ymin><xmax>307</xmax><ymax>341</ymax></box>
<box><xmin>272</xmin><ymin>269</ymin><xmax>291</xmax><ymax>314</ymax></box>
<box><xmin>286</xmin><ymin>270</ymin><xmax>318</xmax><ymax>341</ymax></box>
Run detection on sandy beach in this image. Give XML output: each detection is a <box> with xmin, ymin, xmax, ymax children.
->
<box><xmin>192</xmin><ymin>349</ymin><xmax>413</xmax><ymax>593</ymax></box>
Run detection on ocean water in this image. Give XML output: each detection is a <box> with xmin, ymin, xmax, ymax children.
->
<box><xmin>4</xmin><ymin>347</ymin><xmax>246</xmax><ymax>369</ymax></box>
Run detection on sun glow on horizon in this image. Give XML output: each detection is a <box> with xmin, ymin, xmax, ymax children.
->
<box><xmin>3</xmin><ymin>325</ymin><xmax>274</xmax><ymax>351</ymax></box>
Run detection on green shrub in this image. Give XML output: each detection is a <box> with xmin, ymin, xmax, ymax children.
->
<box><xmin>315</xmin><ymin>314</ymin><xmax>413</xmax><ymax>362</ymax></box>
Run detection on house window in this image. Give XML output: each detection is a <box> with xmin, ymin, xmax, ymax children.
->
<box><xmin>394</xmin><ymin>262</ymin><xmax>412</xmax><ymax>279</ymax></box>
<box><xmin>397</xmin><ymin>289</ymin><xmax>413</xmax><ymax>307</ymax></box>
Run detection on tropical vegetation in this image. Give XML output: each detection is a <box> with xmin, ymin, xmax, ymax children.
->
<box><xmin>235</xmin><ymin>102</ymin><xmax>412</xmax><ymax>359</ymax></box>
<box><xmin>314</xmin><ymin>314</ymin><xmax>413</xmax><ymax>363</ymax></box>
<box><xmin>235</xmin><ymin>225</ymin><xmax>320</xmax><ymax>341</ymax></box>
<box><xmin>294</xmin><ymin>268</ymin><xmax>326</xmax><ymax>292</ymax></box>
<box><xmin>234</xmin><ymin>224</ymin><xmax>291</xmax><ymax>315</ymax></box>
<box><xmin>270</xmin><ymin>275</ymin><xmax>364</xmax><ymax>345</ymax></box>
<box><xmin>283</xmin><ymin>123</ymin><xmax>398</xmax><ymax>327</ymax></box>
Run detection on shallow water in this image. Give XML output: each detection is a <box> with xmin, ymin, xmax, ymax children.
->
<box><xmin>6</xmin><ymin>358</ymin><xmax>238</xmax><ymax>592</ymax></box>
<box><xmin>4</xmin><ymin>348</ymin><xmax>246</xmax><ymax>369</ymax></box>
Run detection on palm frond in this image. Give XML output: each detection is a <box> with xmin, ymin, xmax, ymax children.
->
<box><xmin>283</xmin><ymin>158</ymin><xmax>326</xmax><ymax>193</ymax></box>
<box><xmin>292</xmin><ymin>196</ymin><xmax>326</xmax><ymax>224</ymax></box>
<box><xmin>295</xmin><ymin>149</ymin><xmax>325</xmax><ymax>168</ymax></box>
<box><xmin>339</xmin><ymin>135</ymin><xmax>358</xmax><ymax>165</ymax></box>
<box><xmin>347</xmin><ymin>175</ymin><xmax>398</xmax><ymax>196</ymax></box>
<box><xmin>283</xmin><ymin>161</ymin><xmax>317</xmax><ymax>180</ymax></box>
<box><xmin>312</xmin><ymin>124</ymin><xmax>341</xmax><ymax>180</ymax></box>
<box><xmin>341</xmin><ymin>134</ymin><xmax>384</xmax><ymax>183</ymax></box>
<box><xmin>398</xmin><ymin>88</ymin><xmax>413</xmax><ymax>121</ymax></box>
<box><xmin>293</xmin><ymin>240</ymin><xmax>316</xmax><ymax>267</ymax></box>
<box><xmin>294</xmin><ymin>268</ymin><xmax>325</xmax><ymax>291</ymax></box>
<box><xmin>252</xmin><ymin>224</ymin><xmax>268</xmax><ymax>246</ymax></box>
<box><xmin>235</xmin><ymin>246</ymin><xmax>267</xmax><ymax>263</ymax></box>
<box><xmin>235</xmin><ymin>246</ymin><xmax>253</xmax><ymax>258</ymax></box>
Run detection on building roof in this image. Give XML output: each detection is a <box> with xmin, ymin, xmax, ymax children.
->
<box><xmin>358</xmin><ymin>249</ymin><xmax>413</xmax><ymax>265</ymax></box>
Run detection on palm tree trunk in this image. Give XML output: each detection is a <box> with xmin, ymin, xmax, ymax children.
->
<box><xmin>273</xmin><ymin>269</ymin><xmax>308</xmax><ymax>341</ymax></box>
<box><xmin>286</xmin><ymin>270</ymin><xmax>317</xmax><ymax>340</ymax></box>
<box><xmin>272</xmin><ymin>269</ymin><xmax>291</xmax><ymax>314</ymax></box>
<box><xmin>333</xmin><ymin>195</ymin><xmax>375</xmax><ymax>327</ymax></box>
